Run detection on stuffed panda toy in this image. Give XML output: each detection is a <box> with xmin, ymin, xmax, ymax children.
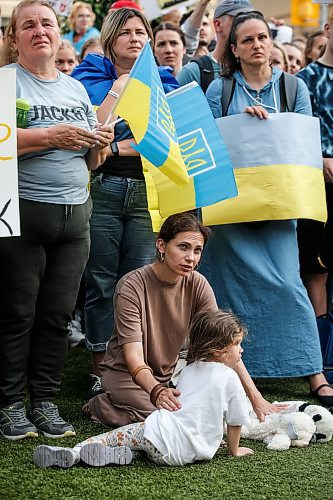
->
<box><xmin>240</xmin><ymin>400</ymin><xmax>333</xmax><ymax>451</ymax></box>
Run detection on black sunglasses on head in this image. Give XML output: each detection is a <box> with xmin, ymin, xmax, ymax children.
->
<box><xmin>234</xmin><ymin>10</ymin><xmax>265</xmax><ymax>19</ymax></box>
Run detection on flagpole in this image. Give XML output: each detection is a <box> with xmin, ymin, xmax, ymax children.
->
<box><xmin>104</xmin><ymin>116</ymin><xmax>124</xmax><ymax>127</ymax></box>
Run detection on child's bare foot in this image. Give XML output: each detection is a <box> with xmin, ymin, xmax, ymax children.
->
<box><xmin>231</xmin><ymin>447</ymin><xmax>254</xmax><ymax>457</ymax></box>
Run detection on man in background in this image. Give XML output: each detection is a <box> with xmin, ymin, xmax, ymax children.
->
<box><xmin>177</xmin><ymin>0</ymin><xmax>254</xmax><ymax>91</ymax></box>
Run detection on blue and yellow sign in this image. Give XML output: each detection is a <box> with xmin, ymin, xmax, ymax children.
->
<box><xmin>202</xmin><ymin>113</ymin><xmax>327</xmax><ymax>225</ymax></box>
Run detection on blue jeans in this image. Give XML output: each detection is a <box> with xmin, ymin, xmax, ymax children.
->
<box><xmin>85</xmin><ymin>174</ymin><xmax>156</xmax><ymax>351</ymax></box>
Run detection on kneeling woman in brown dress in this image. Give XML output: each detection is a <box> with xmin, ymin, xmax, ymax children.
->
<box><xmin>84</xmin><ymin>213</ymin><xmax>284</xmax><ymax>426</ymax></box>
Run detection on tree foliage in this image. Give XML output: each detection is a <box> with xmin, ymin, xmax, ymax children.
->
<box><xmin>60</xmin><ymin>0</ymin><xmax>111</xmax><ymax>33</ymax></box>
<box><xmin>86</xmin><ymin>0</ymin><xmax>111</xmax><ymax>29</ymax></box>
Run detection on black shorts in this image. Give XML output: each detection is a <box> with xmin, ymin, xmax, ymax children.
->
<box><xmin>297</xmin><ymin>183</ymin><xmax>333</xmax><ymax>274</ymax></box>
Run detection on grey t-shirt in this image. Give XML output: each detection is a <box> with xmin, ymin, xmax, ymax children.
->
<box><xmin>9</xmin><ymin>63</ymin><xmax>97</xmax><ymax>204</ymax></box>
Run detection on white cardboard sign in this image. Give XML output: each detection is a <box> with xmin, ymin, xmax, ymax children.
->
<box><xmin>48</xmin><ymin>0</ymin><xmax>73</xmax><ymax>17</ymax></box>
<box><xmin>140</xmin><ymin>0</ymin><xmax>197</xmax><ymax>20</ymax></box>
<box><xmin>0</xmin><ymin>68</ymin><xmax>20</xmax><ymax>237</ymax></box>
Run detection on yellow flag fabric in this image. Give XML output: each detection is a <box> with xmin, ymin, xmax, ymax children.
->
<box><xmin>203</xmin><ymin>164</ymin><xmax>326</xmax><ymax>225</ymax></box>
<box><xmin>142</xmin><ymin>159</ymin><xmax>164</xmax><ymax>232</ymax></box>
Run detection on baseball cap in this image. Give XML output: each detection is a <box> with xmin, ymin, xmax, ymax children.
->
<box><xmin>109</xmin><ymin>1</ymin><xmax>142</xmax><ymax>11</ymax></box>
<box><xmin>214</xmin><ymin>0</ymin><xmax>254</xmax><ymax>20</ymax></box>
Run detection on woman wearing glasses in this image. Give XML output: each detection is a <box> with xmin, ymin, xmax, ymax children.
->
<box><xmin>62</xmin><ymin>2</ymin><xmax>100</xmax><ymax>55</ymax></box>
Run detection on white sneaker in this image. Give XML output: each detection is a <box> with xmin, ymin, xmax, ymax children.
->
<box><xmin>68</xmin><ymin>316</ymin><xmax>85</xmax><ymax>348</ymax></box>
<box><xmin>80</xmin><ymin>443</ymin><xmax>132</xmax><ymax>466</ymax></box>
<box><xmin>33</xmin><ymin>445</ymin><xmax>80</xmax><ymax>468</ymax></box>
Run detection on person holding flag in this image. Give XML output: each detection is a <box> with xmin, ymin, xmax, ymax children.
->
<box><xmin>72</xmin><ymin>8</ymin><xmax>179</xmax><ymax>399</ymax></box>
<box><xmin>200</xmin><ymin>11</ymin><xmax>333</xmax><ymax>405</ymax></box>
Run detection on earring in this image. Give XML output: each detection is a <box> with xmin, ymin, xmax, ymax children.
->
<box><xmin>158</xmin><ymin>251</ymin><xmax>165</xmax><ymax>262</ymax></box>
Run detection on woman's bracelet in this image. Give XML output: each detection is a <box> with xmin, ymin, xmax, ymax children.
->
<box><xmin>150</xmin><ymin>383</ymin><xmax>168</xmax><ymax>407</ymax></box>
<box><xmin>131</xmin><ymin>364</ymin><xmax>153</xmax><ymax>384</ymax></box>
<box><xmin>108</xmin><ymin>90</ymin><xmax>119</xmax><ymax>99</ymax></box>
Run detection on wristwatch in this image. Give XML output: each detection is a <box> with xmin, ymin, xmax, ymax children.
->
<box><xmin>110</xmin><ymin>141</ymin><xmax>119</xmax><ymax>157</ymax></box>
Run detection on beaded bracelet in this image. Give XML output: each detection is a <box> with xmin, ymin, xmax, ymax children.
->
<box><xmin>131</xmin><ymin>364</ymin><xmax>153</xmax><ymax>384</ymax></box>
<box><xmin>108</xmin><ymin>90</ymin><xmax>119</xmax><ymax>99</ymax></box>
<box><xmin>150</xmin><ymin>383</ymin><xmax>168</xmax><ymax>407</ymax></box>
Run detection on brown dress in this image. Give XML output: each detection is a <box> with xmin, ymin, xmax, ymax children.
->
<box><xmin>86</xmin><ymin>265</ymin><xmax>217</xmax><ymax>426</ymax></box>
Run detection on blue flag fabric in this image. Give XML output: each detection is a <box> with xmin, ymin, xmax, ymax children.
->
<box><xmin>168</xmin><ymin>83</ymin><xmax>237</xmax><ymax>208</ymax></box>
<box><xmin>71</xmin><ymin>53</ymin><xmax>179</xmax><ymax>106</ymax></box>
<box><xmin>144</xmin><ymin>82</ymin><xmax>238</xmax><ymax>218</ymax></box>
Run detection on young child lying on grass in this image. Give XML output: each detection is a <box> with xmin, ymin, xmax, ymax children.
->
<box><xmin>34</xmin><ymin>309</ymin><xmax>253</xmax><ymax>467</ymax></box>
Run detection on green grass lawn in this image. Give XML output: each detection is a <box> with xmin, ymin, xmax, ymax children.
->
<box><xmin>1</xmin><ymin>348</ymin><xmax>332</xmax><ymax>500</ymax></box>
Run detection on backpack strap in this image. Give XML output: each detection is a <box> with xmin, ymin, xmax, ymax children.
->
<box><xmin>279</xmin><ymin>72</ymin><xmax>298</xmax><ymax>112</ymax></box>
<box><xmin>221</xmin><ymin>76</ymin><xmax>236</xmax><ymax>117</ymax></box>
<box><xmin>190</xmin><ymin>55</ymin><xmax>214</xmax><ymax>93</ymax></box>
<box><xmin>219</xmin><ymin>72</ymin><xmax>297</xmax><ymax>117</ymax></box>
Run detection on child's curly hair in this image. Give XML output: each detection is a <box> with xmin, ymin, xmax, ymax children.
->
<box><xmin>186</xmin><ymin>309</ymin><xmax>247</xmax><ymax>364</ymax></box>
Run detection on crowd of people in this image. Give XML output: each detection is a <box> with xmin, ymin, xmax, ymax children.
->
<box><xmin>0</xmin><ymin>0</ymin><xmax>332</xmax><ymax>469</ymax></box>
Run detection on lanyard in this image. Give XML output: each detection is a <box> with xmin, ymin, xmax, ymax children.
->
<box><xmin>242</xmin><ymin>84</ymin><xmax>279</xmax><ymax>113</ymax></box>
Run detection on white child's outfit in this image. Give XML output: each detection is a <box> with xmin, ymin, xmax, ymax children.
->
<box><xmin>72</xmin><ymin>361</ymin><xmax>250</xmax><ymax>466</ymax></box>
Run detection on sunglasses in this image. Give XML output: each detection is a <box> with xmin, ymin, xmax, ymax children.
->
<box><xmin>234</xmin><ymin>10</ymin><xmax>265</xmax><ymax>20</ymax></box>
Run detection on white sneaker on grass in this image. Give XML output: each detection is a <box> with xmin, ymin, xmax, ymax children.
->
<box><xmin>33</xmin><ymin>445</ymin><xmax>79</xmax><ymax>468</ymax></box>
<box><xmin>80</xmin><ymin>442</ymin><xmax>132</xmax><ymax>466</ymax></box>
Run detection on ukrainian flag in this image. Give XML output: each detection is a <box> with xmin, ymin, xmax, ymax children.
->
<box><xmin>202</xmin><ymin>113</ymin><xmax>327</xmax><ymax>225</ymax></box>
<box><xmin>144</xmin><ymin>82</ymin><xmax>237</xmax><ymax>222</ymax></box>
<box><xmin>112</xmin><ymin>42</ymin><xmax>188</xmax><ymax>186</ymax></box>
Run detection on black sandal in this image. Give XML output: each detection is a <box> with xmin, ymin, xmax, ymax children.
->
<box><xmin>310</xmin><ymin>383</ymin><xmax>333</xmax><ymax>407</ymax></box>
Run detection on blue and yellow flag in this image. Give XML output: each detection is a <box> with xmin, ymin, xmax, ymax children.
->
<box><xmin>112</xmin><ymin>42</ymin><xmax>188</xmax><ymax>186</ymax></box>
<box><xmin>202</xmin><ymin>113</ymin><xmax>327</xmax><ymax>225</ymax></box>
<box><xmin>144</xmin><ymin>82</ymin><xmax>237</xmax><ymax>223</ymax></box>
